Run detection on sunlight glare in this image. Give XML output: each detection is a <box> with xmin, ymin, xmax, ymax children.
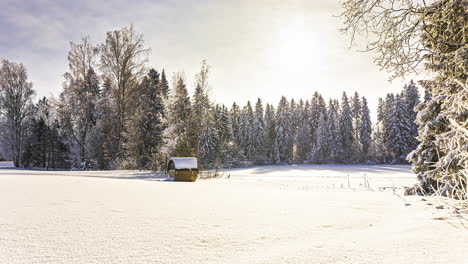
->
<box><xmin>269</xmin><ymin>18</ymin><xmax>323</xmax><ymax>95</ymax></box>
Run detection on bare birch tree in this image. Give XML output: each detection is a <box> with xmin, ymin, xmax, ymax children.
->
<box><xmin>58</xmin><ymin>37</ymin><xmax>100</xmax><ymax>166</ymax></box>
<box><xmin>99</xmin><ymin>26</ymin><xmax>149</xmax><ymax>161</ymax></box>
<box><xmin>0</xmin><ymin>59</ymin><xmax>35</xmax><ymax>167</ymax></box>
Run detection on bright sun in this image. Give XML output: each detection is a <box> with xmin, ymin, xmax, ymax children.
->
<box><xmin>270</xmin><ymin>20</ymin><xmax>322</xmax><ymax>92</ymax></box>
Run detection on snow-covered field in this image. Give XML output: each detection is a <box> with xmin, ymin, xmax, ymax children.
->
<box><xmin>0</xmin><ymin>161</ymin><xmax>466</xmax><ymax>264</ymax></box>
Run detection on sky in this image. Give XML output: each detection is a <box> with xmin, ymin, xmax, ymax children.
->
<box><xmin>0</xmin><ymin>0</ymin><xmax>420</xmax><ymax>118</ymax></box>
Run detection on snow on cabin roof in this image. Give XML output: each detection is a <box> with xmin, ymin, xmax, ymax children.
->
<box><xmin>169</xmin><ymin>157</ymin><xmax>198</xmax><ymax>170</ymax></box>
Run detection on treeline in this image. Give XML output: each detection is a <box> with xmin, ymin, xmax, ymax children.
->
<box><xmin>0</xmin><ymin>26</ymin><xmax>420</xmax><ymax>170</ymax></box>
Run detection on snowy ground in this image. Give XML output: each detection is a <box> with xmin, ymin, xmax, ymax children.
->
<box><xmin>0</xmin><ymin>161</ymin><xmax>466</xmax><ymax>264</ymax></box>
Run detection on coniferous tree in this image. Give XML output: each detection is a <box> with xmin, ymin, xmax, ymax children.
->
<box><xmin>308</xmin><ymin>92</ymin><xmax>327</xmax><ymax>159</ymax></box>
<box><xmin>264</xmin><ymin>103</ymin><xmax>276</xmax><ymax>164</ymax></box>
<box><xmin>376</xmin><ymin>98</ymin><xmax>385</xmax><ymax>122</ymax></box>
<box><xmin>126</xmin><ymin>78</ymin><xmax>150</xmax><ymax>169</ymax></box>
<box><xmin>199</xmin><ymin>107</ymin><xmax>217</xmax><ymax>166</ymax></box>
<box><xmin>91</xmin><ymin>78</ymin><xmax>118</xmax><ymax>169</ymax></box>
<box><xmin>229</xmin><ymin>102</ymin><xmax>243</xmax><ymax>164</ymax></box>
<box><xmin>191</xmin><ymin>61</ymin><xmax>213</xmax><ymax>165</ymax></box>
<box><xmin>295</xmin><ymin>99</ymin><xmax>311</xmax><ymax>163</ymax></box>
<box><xmin>296</xmin><ymin>121</ymin><xmax>311</xmax><ymax>163</ymax></box>
<box><xmin>339</xmin><ymin>92</ymin><xmax>353</xmax><ymax>163</ymax></box>
<box><xmin>359</xmin><ymin>97</ymin><xmax>372</xmax><ymax>162</ymax></box>
<box><xmin>383</xmin><ymin>94</ymin><xmax>409</xmax><ymax>163</ymax></box>
<box><xmin>147</xmin><ymin>69</ymin><xmax>165</xmax><ymax>160</ymax></box>
<box><xmin>383</xmin><ymin>94</ymin><xmax>396</xmax><ymax>162</ymax></box>
<box><xmin>373</xmin><ymin>98</ymin><xmax>386</xmax><ymax>162</ymax></box>
<box><xmin>24</xmin><ymin>98</ymin><xmax>49</xmax><ymax>168</ymax></box>
<box><xmin>313</xmin><ymin>112</ymin><xmax>328</xmax><ymax>163</ymax></box>
<box><xmin>239</xmin><ymin>101</ymin><xmax>255</xmax><ymax>161</ymax></box>
<box><xmin>351</xmin><ymin>92</ymin><xmax>362</xmax><ymax>159</ymax></box>
<box><xmin>23</xmin><ymin>97</ymin><xmax>68</xmax><ymax>169</ymax></box>
<box><xmin>274</xmin><ymin>96</ymin><xmax>293</xmax><ymax>164</ymax></box>
<box><xmin>211</xmin><ymin>104</ymin><xmax>231</xmax><ymax>165</ymax></box>
<box><xmin>395</xmin><ymin>94</ymin><xmax>410</xmax><ymax>162</ymax></box>
<box><xmin>289</xmin><ymin>99</ymin><xmax>299</xmax><ymax>163</ymax></box>
<box><xmin>326</xmin><ymin>100</ymin><xmax>342</xmax><ymax>163</ymax></box>
<box><xmin>253</xmin><ymin>98</ymin><xmax>266</xmax><ymax>164</ymax></box>
<box><xmin>230</xmin><ymin>102</ymin><xmax>241</xmax><ymax>145</ymax></box>
<box><xmin>161</xmin><ymin>73</ymin><xmax>193</xmax><ymax>159</ymax></box>
<box><xmin>160</xmin><ymin>69</ymin><xmax>170</xmax><ymax>99</ymax></box>
<box><xmin>127</xmin><ymin>69</ymin><xmax>164</xmax><ymax>169</ymax></box>
<box><xmin>402</xmin><ymin>80</ymin><xmax>420</xmax><ymax>153</ymax></box>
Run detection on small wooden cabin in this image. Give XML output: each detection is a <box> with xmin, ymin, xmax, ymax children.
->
<box><xmin>167</xmin><ymin>157</ymin><xmax>198</xmax><ymax>182</ymax></box>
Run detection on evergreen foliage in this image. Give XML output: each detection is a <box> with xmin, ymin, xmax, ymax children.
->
<box><xmin>359</xmin><ymin>97</ymin><xmax>372</xmax><ymax>161</ymax></box>
<box><xmin>275</xmin><ymin>96</ymin><xmax>293</xmax><ymax>164</ymax></box>
<box><xmin>0</xmin><ymin>25</ymin><xmax>431</xmax><ymax>174</ymax></box>
<box><xmin>340</xmin><ymin>92</ymin><xmax>354</xmax><ymax>163</ymax></box>
<box><xmin>341</xmin><ymin>0</ymin><xmax>467</xmax><ymax>197</ymax></box>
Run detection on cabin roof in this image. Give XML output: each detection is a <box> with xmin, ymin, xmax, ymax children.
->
<box><xmin>169</xmin><ymin>157</ymin><xmax>198</xmax><ymax>170</ymax></box>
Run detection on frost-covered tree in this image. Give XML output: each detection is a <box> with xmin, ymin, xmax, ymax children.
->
<box><xmin>253</xmin><ymin>98</ymin><xmax>266</xmax><ymax>163</ymax></box>
<box><xmin>160</xmin><ymin>69</ymin><xmax>170</xmax><ymax>99</ymax></box>
<box><xmin>127</xmin><ymin>68</ymin><xmax>164</xmax><ymax>170</ymax></box>
<box><xmin>146</xmin><ymin>69</ymin><xmax>165</xmax><ymax>150</ymax></box>
<box><xmin>210</xmin><ymin>104</ymin><xmax>231</xmax><ymax>165</ymax></box>
<box><xmin>295</xmin><ymin>99</ymin><xmax>311</xmax><ymax>163</ymax></box>
<box><xmin>359</xmin><ymin>97</ymin><xmax>372</xmax><ymax>162</ymax></box>
<box><xmin>230</xmin><ymin>102</ymin><xmax>241</xmax><ymax>145</ymax></box>
<box><xmin>275</xmin><ymin>96</ymin><xmax>293</xmax><ymax>163</ymax></box>
<box><xmin>22</xmin><ymin>97</ymin><xmax>68</xmax><ymax>169</ymax></box>
<box><xmin>395</xmin><ymin>94</ymin><xmax>411</xmax><ymax>162</ymax></box>
<box><xmin>161</xmin><ymin>73</ymin><xmax>193</xmax><ymax>159</ymax></box>
<box><xmin>91</xmin><ymin>78</ymin><xmax>118</xmax><ymax>169</ymax></box>
<box><xmin>228</xmin><ymin>102</ymin><xmax>244</xmax><ymax>163</ymax></box>
<box><xmin>296</xmin><ymin>121</ymin><xmax>311</xmax><ymax>164</ymax></box>
<box><xmin>0</xmin><ymin>59</ymin><xmax>35</xmax><ymax>167</ymax></box>
<box><xmin>376</xmin><ymin>98</ymin><xmax>385</xmax><ymax>123</ymax></box>
<box><xmin>312</xmin><ymin>112</ymin><xmax>328</xmax><ymax>163</ymax></box>
<box><xmin>339</xmin><ymin>92</ymin><xmax>353</xmax><ymax>163</ymax></box>
<box><xmin>199</xmin><ymin>108</ymin><xmax>217</xmax><ymax>166</ymax></box>
<box><xmin>190</xmin><ymin>60</ymin><xmax>214</xmax><ymax>165</ymax></box>
<box><xmin>341</xmin><ymin>0</ymin><xmax>467</xmax><ymax>196</ymax></box>
<box><xmin>372</xmin><ymin>97</ymin><xmax>387</xmax><ymax>162</ymax></box>
<box><xmin>374</xmin><ymin>85</ymin><xmax>415</xmax><ymax>164</ymax></box>
<box><xmin>384</xmin><ymin>94</ymin><xmax>409</xmax><ymax>163</ymax></box>
<box><xmin>402</xmin><ymin>80</ymin><xmax>420</xmax><ymax>153</ymax></box>
<box><xmin>350</xmin><ymin>92</ymin><xmax>362</xmax><ymax>159</ymax></box>
<box><xmin>327</xmin><ymin>99</ymin><xmax>342</xmax><ymax>163</ymax></box>
<box><xmin>239</xmin><ymin>101</ymin><xmax>255</xmax><ymax>160</ymax></box>
<box><xmin>289</xmin><ymin>99</ymin><xmax>299</xmax><ymax>163</ymax></box>
<box><xmin>99</xmin><ymin>26</ymin><xmax>149</xmax><ymax>161</ymax></box>
<box><xmin>264</xmin><ymin>103</ymin><xmax>276</xmax><ymax>164</ymax></box>
<box><xmin>308</xmin><ymin>92</ymin><xmax>327</xmax><ymax>156</ymax></box>
<box><xmin>382</xmin><ymin>94</ymin><xmax>396</xmax><ymax>162</ymax></box>
<box><xmin>23</xmin><ymin>98</ymin><xmax>49</xmax><ymax>168</ymax></box>
<box><xmin>59</xmin><ymin>37</ymin><xmax>100</xmax><ymax>166</ymax></box>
